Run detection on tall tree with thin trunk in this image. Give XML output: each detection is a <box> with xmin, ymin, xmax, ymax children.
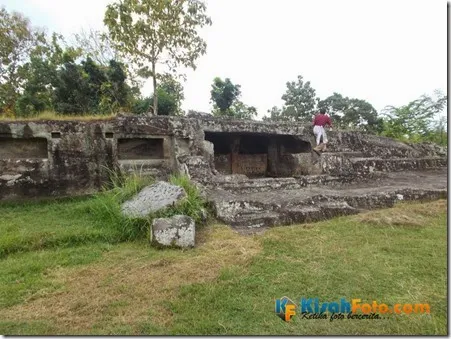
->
<box><xmin>104</xmin><ymin>0</ymin><xmax>211</xmax><ymax>116</ymax></box>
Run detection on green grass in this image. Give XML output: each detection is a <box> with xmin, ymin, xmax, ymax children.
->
<box><xmin>0</xmin><ymin>198</ymin><xmax>124</xmax><ymax>258</ymax></box>
<box><xmin>0</xmin><ymin>199</ymin><xmax>447</xmax><ymax>335</ymax></box>
<box><xmin>0</xmin><ymin>172</ymin><xmax>208</xmax><ymax>257</ymax></box>
<box><xmin>166</xmin><ymin>202</ymin><xmax>448</xmax><ymax>335</ymax></box>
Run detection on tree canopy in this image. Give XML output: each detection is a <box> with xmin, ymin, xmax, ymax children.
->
<box><xmin>104</xmin><ymin>0</ymin><xmax>211</xmax><ymax>116</ymax></box>
<box><xmin>318</xmin><ymin>93</ymin><xmax>383</xmax><ymax>133</ymax></box>
<box><xmin>381</xmin><ymin>91</ymin><xmax>447</xmax><ymax>144</ymax></box>
<box><xmin>210</xmin><ymin>77</ymin><xmax>257</xmax><ymax>119</ymax></box>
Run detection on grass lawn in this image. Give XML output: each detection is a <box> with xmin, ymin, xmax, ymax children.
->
<box><xmin>0</xmin><ymin>198</ymin><xmax>447</xmax><ymax>335</ymax></box>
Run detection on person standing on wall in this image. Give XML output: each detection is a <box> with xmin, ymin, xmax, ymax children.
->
<box><xmin>312</xmin><ymin>108</ymin><xmax>332</xmax><ymax>153</ymax></box>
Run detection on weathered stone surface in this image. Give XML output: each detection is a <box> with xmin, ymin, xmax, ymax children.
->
<box><xmin>326</xmin><ymin>131</ymin><xmax>446</xmax><ymax>159</ymax></box>
<box><xmin>208</xmin><ymin>169</ymin><xmax>447</xmax><ymax>233</ymax></box>
<box><xmin>152</xmin><ymin>215</ymin><xmax>195</xmax><ymax>248</ymax></box>
<box><xmin>121</xmin><ymin>181</ymin><xmax>186</xmax><ymax>218</ymax></box>
<box><xmin>199</xmin><ymin>116</ymin><xmax>310</xmax><ymax>136</ymax></box>
<box><xmin>0</xmin><ymin>115</ymin><xmax>447</xmax><ymax>203</ymax></box>
<box><xmin>186</xmin><ymin>110</ymin><xmax>213</xmax><ymax>119</ymax></box>
<box><xmin>202</xmin><ymin>140</ymin><xmax>216</xmax><ymax>174</ymax></box>
<box><xmin>177</xmin><ymin>155</ymin><xmax>213</xmax><ymax>182</ymax></box>
<box><xmin>320</xmin><ymin>153</ymin><xmax>354</xmax><ymax>176</ymax></box>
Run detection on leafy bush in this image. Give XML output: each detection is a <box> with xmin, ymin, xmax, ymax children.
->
<box><xmin>131</xmin><ymin>88</ymin><xmax>177</xmax><ymax>116</ymax></box>
<box><xmin>131</xmin><ymin>97</ymin><xmax>152</xmax><ymax>115</ymax></box>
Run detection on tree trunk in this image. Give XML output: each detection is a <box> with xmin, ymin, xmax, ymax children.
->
<box><xmin>152</xmin><ymin>61</ymin><xmax>157</xmax><ymax>116</ymax></box>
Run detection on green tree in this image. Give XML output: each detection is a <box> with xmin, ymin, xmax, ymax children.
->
<box><xmin>317</xmin><ymin>92</ymin><xmax>347</xmax><ymax>125</ymax></box>
<box><xmin>132</xmin><ymin>90</ymin><xmax>177</xmax><ymax>116</ymax></box>
<box><xmin>280</xmin><ymin>75</ymin><xmax>318</xmax><ymax>121</ymax></box>
<box><xmin>229</xmin><ymin>100</ymin><xmax>257</xmax><ymax>120</ymax></box>
<box><xmin>15</xmin><ymin>33</ymin><xmax>82</xmax><ymax>116</ymax></box>
<box><xmin>52</xmin><ymin>54</ymin><xmax>133</xmax><ymax>115</ymax></box>
<box><xmin>153</xmin><ymin>88</ymin><xmax>177</xmax><ymax>116</ymax></box>
<box><xmin>73</xmin><ymin>28</ymin><xmax>120</xmax><ymax>67</ymax></box>
<box><xmin>263</xmin><ymin>106</ymin><xmax>286</xmax><ymax>122</ymax></box>
<box><xmin>158</xmin><ymin>73</ymin><xmax>184</xmax><ymax>115</ymax></box>
<box><xmin>210</xmin><ymin>77</ymin><xmax>241</xmax><ymax>114</ymax></box>
<box><xmin>73</xmin><ymin>28</ymin><xmax>142</xmax><ymax>92</ymax></box>
<box><xmin>83</xmin><ymin>57</ymin><xmax>108</xmax><ymax>111</ymax></box>
<box><xmin>0</xmin><ymin>7</ymin><xmax>47</xmax><ymax>115</ymax></box>
<box><xmin>318</xmin><ymin>93</ymin><xmax>383</xmax><ymax>133</ymax></box>
<box><xmin>381</xmin><ymin>91</ymin><xmax>447</xmax><ymax>142</ymax></box>
<box><xmin>133</xmin><ymin>74</ymin><xmax>184</xmax><ymax>116</ymax></box>
<box><xmin>104</xmin><ymin>0</ymin><xmax>212</xmax><ymax>116</ymax></box>
<box><xmin>424</xmin><ymin>115</ymin><xmax>447</xmax><ymax>146</ymax></box>
<box><xmin>210</xmin><ymin>77</ymin><xmax>257</xmax><ymax>119</ymax></box>
<box><xmin>52</xmin><ymin>54</ymin><xmax>91</xmax><ymax>114</ymax></box>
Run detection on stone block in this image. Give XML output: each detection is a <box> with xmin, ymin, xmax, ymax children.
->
<box><xmin>152</xmin><ymin>215</ymin><xmax>195</xmax><ymax>248</ymax></box>
<box><xmin>121</xmin><ymin>181</ymin><xmax>186</xmax><ymax>218</ymax></box>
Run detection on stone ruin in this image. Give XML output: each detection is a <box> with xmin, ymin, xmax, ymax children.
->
<box><xmin>0</xmin><ymin>113</ymin><xmax>447</xmax><ymax>233</ymax></box>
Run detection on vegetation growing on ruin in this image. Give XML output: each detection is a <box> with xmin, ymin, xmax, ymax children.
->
<box><xmin>0</xmin><ymin>199</ymin><xmax>446</xmax><ymax>335</ymax></box>
<box><xmin>154</xmin><ymin>175</ymin><xmax>210</xmax><ymax>226</ymax></box>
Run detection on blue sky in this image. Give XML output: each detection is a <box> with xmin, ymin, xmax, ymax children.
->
<box><xmin>1</xmin><ymin>0</ymin><xmax>447</xmax><ymax>119</ymax></box>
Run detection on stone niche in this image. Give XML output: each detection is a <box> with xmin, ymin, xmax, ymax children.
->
<box><xmin>0</xmin><ymin>137</ymin><xmax>48</xmax><ymax>159</ymax></box>
<box><xmin>204</xmin><ymin>131</ymin><xmax>311</xmax><ymax>178</ymax></box>
<box><xmin>116</xmin><ymin>136</ymin><xmax>173</xmax><ymax>179</ymax></box>
<box><xmin>118</xmin><ymin>138</ymin><xmax>164</xmax><ymax>160</ymax></box>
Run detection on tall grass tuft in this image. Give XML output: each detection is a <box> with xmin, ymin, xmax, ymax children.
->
<box><xmin>86</xmin><ymin>168</ymin><xmax>155</xmax><ymax>241</ymax></box>
<box><xmin>86</xmin><ymin>171</ymin><xmax>209</xmax><ymax>243</ymax></box>
<box><xmin>150</xmin><ymin>175</ymin><xmax>209</xmax><ymax>226</ymax></box>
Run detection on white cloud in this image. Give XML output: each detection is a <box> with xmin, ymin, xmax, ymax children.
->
<box><xmin>1</xmin><ymin>0</ymin><xmax>447</xmax><ymax>119</ymax></box>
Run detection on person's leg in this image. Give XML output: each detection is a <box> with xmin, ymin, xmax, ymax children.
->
<box><xmin>313</xmin><ymin>126</ymin><xmax>321</xmax><ymax>145</ymax></box>
<box><xmin>322</xmin><ymin>128</ymin><xmax>328</xmax><ymax>151</ymax></box>
<box><xmin>313</xmin><ymin>126</ymin><xmax>323</xmax><ymax>153</ymax></box>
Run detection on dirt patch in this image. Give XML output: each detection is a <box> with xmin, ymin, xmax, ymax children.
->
<box><xmin>1</xmin><ymin>225</ymin><xmax>262</xmax><ymax>334</ymax></box>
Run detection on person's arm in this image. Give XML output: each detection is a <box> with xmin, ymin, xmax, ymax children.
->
<box><xmin>327</xmin><ymin>116</ymin><xmax>332</xmax><ymax>128</ymax></box>
<box><xmin>312</xmin><ymin>115</ymin><xmax>317</xmax><ymax>126</ymax></box>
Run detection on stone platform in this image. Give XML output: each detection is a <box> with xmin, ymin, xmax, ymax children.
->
<box><xmin>206</xmin><ymin>168</ymin><xmax>447</xmax><ymax>234</ymax></box>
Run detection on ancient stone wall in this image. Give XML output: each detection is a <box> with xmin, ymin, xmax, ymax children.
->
<box><xmin>0</xmin><ymin>115</ymin><xmax>447</xmax><ymax>201</ymax></box>
<box><xmin>0</xmin><ymin>116</ymin><xmax>207</xmax><ymax>201</ymax></box>
<box><xmin>0</xmin><ymin>120</ymin><xmax>116</xmax><ymax>200</ymax></box>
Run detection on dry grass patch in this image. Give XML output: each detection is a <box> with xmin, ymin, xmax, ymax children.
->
<box><xmin>0</xmin><ymin>225</ymin><xmax>262</xmax><ymax>334</ymax></box>
<box><xmin>353</xmin><ymin>200</ymin><xmax>447</xmax><ymax>227</ymax></box>
<box><xmin>0</xmin><ymin>111</ymin><xmax>117</xmax><ymax>122</ymax></box>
